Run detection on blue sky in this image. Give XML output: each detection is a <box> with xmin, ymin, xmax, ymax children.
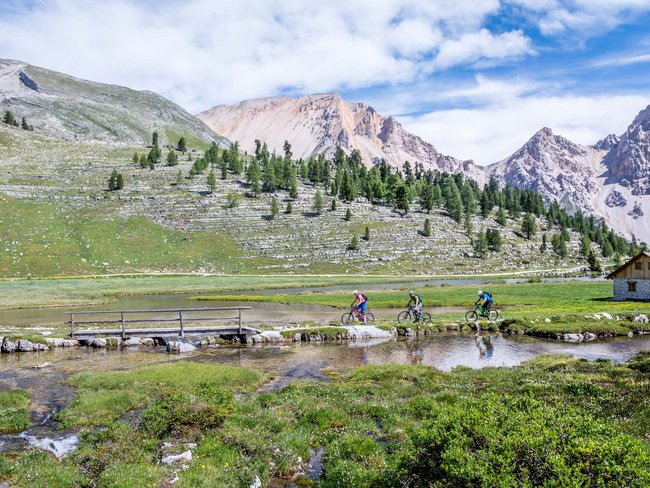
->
<box><xmin>1</xmin><ymin>0</ymin><xmax>649</xmax><ymax>164</ymax></box>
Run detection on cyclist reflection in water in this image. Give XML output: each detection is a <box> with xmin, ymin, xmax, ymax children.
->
<box><xmin>475</xmin><ymin>333</ymin><xmax>494</xmax><ymax>359</ymax></box>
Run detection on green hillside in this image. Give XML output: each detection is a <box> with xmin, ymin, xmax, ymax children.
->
<box><xmin>0</xmin><ymin>121</ymin><xmax>620</xmax><ymax>279</ymax></box>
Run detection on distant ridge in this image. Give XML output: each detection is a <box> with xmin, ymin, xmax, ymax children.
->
<box><xmin>0</xmin><ymin>59</ymin><xmax>226</xmax><ymax>147</ymax></box>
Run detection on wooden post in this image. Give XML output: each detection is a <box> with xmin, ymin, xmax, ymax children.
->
<box><xmin>179</xmin><ymin>310</ymin><xmax>184</xmax><ymax>337</ymax></box>
<box><xmin>238</xmin><ymin>308</ymin><xmax>242</xmax><ymax>334</ymax></box>
<box><xmin>120</xmin><ymin>312</ymin><xmax>126</xmax><ymax>340</ymax></box>
<box><xmin>70</xmin><ymin>313</ymin><xmax>75</xmax><ymax>338</ymax></box>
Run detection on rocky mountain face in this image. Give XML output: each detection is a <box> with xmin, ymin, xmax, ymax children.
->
<box><xmin>197</xmin><ymin>94</ymin><xmax>484</xmax><ymax>183</ymax></box>
<box><xmin>604</xmin><ymin>105</ymin><xmax>650</xmax><ymax>196</ymax></box>
<box><xmin>488</xmin><ymin>106</ymin><xmax>650</xmax><ymax>243</ymax></box>
<box><xmin>0</xmin><ymin>59</ymin><xmax>224</xmax><ymax>146</ymax></box>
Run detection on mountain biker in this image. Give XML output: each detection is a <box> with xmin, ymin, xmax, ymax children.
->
<box><xmin>407</xmin><ymin>291</ymin><xmax>423</xmax><ymax>321</ymax></box>
<box><xmin>351</xmin><ymin>290</ymin><xmax>367</xmax><ymax>323</ymax></box>
<box><xmin>476</xmin><ymin>290</ymin><xmax>493</xmax><ymax>314</ymax></box>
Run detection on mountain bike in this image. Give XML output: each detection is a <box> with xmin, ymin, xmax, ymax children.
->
<box><xmin>341</xmin><ymin>306</ymin><xmax>375</xmax><ymax>325</ymax></box>
<box><xmin>397</xmin><ymin>306</ymin><xmax>432</xmax><ymax>325</ymax></box>
<box><xmin>465</xmin><ymin>304</ymin><xmax>498</xmax><ymax>322</ymax></box>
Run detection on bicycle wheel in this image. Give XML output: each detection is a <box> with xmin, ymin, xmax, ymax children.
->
<box><xmin>420</xmin><ymin>313</ymin><xmax>432</xmax><ymax>324</ymax></box>
<box><xmin>341</xmin><ymin>312</ymin><xmax>355</xmax><ymax>325</ymax></box>
<box><xmin>488</xmin><ymin>310</ymin><xmax>499</xmax><ymax>321</ymax></box>
<box><xmin>397</xmin><ymin>311</ymin><xmax>412</xmax><ymax>324</ymax></box>
<box><xmin>465</xmin><ymin>310</ymin><xmax>479</xmax><ymax>322</ymax></box>
<box><xmin>365</xmin><ymin>312</ymin><xmax>375</xmax><ymax>323</ymax></box>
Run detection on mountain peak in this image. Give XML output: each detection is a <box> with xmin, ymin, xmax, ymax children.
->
<box><xmin>197</xmin><ymin>93</ymin><xmax>483</xmax><ymax>182</ymax></box>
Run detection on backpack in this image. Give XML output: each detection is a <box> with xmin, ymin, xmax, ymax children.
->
<box><xmin>483</xmin><ymin>291</ymin><xmax>493</xmax><ymax>300</ymax></box>
<box><xmin>361</xmin><ymin>293</ymin><xmax>368</xmax><ymax>302</ymax></box>
<box><xmin>415</xmin><ymin>294</ymin><xmax>422</xmax><ymax>303</ymax></box>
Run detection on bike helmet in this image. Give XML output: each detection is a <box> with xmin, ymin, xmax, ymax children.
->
<box><xmin>478</xmin><ymin>290</ymin><xmax>483</xmax><ymax>296</ymax></box>
<box><xmin>408</xmin><ymin>291</ymin><xmax>414</xmax><ymax>296</ymax></box>
<box><xmin>352</xmin><ymin>290</ymin><xmax>359</xmax><ymax>295</ymax></box>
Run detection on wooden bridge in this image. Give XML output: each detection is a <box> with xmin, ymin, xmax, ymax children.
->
<box><xmin>66</xmin><ymin>307</ymin><xmax>260</xmax><ymax>341</ymax></box>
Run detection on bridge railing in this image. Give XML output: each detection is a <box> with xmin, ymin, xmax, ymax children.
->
<box><xmin>66</xmin><ymin>307</ymin><xmax>253</xmax><ymax>338</ymax></box>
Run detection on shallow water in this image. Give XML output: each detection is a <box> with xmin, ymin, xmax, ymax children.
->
<box><xmin>1</xmin><ymin>331</ymin><xmax>648</xmax><ymax>457</ymax></box>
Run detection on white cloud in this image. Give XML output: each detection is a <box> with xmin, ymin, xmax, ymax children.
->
<box><xmin>400</xmin><ymin>94</ymin><xmax>650</xmax><ymax>165</ymax></box>
<box><xmin>0</xmin><ymin>0</ymin><xmax>527</xmax><ymax>112</ymax></box>
<box><xmin>432</xmin><ymin>29</ymin><xmax>534</xmax><ymax>69</ymax></box>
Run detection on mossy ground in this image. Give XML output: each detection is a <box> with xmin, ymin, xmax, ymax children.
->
<box><xmin>1</xmin><ymin>355</ymin><xmax>649</xmax><ymax>487</ymax></box>
<box><xmin>0</xmin><ymin>391</ymin><xmax>30</xmax><ymax>433</ymax></box>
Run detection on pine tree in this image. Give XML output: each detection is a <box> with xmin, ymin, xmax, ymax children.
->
<box><xmin>175</xmin><ymin>170</ymin><xmax>183</xmax><ymax>186</ymax></box>
<box><xmin>286</xmin><ymin>201</ymin><xmax>293</xmax><ymax>214</ymax></box>
<box><xmin>344</xmin><ymin>208</ymin><xmax>352</xmax><ymax>221</ymax></box>
<box><xmin>464</xmin><ymin>210</ymin><xmax>473</xmax><ymax>237</ymax></box>
<box><xmin>486</xmin><ymin>228</ymin><xmax>502</xmax><ymax>252</ymax></box>
<box><xmin>207</xmin><ymin>171</ymin><xmax>217</xmax><ymax>193</ymax></box>
<box><xmin>587</xmin><ymin>251</ymin><xmax>602</xmax><ymax>273</ymax></box>
<box><xmin>348</xmin><ymin>234</ymin><xmax>359</xmax><ymax>251</ymax></box>
<box><xmin>394</xmin><ymin>183</ymin><xmax>410</xmax><ymax>215</ymax></box>
<box><xmin>289</xmin><ymin>175</ymin><xmax>299</xmax><ymax>199</ymax></box>
<box><xmin>115</xmin><ymin>173</ymin><xmax>124</xmax><ymax>190</ymax></box>
<box><xmin>177</xmin><ymin>136</ymin><xmax>187</xmax><ymax>152</ymax></box>
<box><xmin>363</xmin><ymin>226</ymin><xmax>370</xmax><ymax>241</ymax></box>
<box><xmin>551</xmin><ymin>233</ymin><xmax>567</xmax><ymax>258</ymax></box>
<box><xmin>21</xmin><ymin>117</ymin><xmax>33</xmax><ymax>131</ymax></box>
<box><xmin>166</xmin><ymin>150</ymin><xmax>179</xmax><ymax>166</ymax></box>
<box><xmin>579</xmin><ymin>234</ymin><xmax>592</xmax><ymax>256</ymax></box>
<box><xmin>139</xmin><ymin>154</ymin><xmax>148</xmax><ymax>169</ymax></box>
<box><xmin>330</xmin><ymin>199</ymin><xmax>337</xmax><ymax>211</ymax></box>
<box><xmin>226</xmin><ymin>192</ymin><xmax>240</xmax><ymax>209</ymax></box>
<box><xmin>473</xmin><ymin>230</ymin><xmax>488</xmax><ymax>258</ymax></box>
<box><xmin>540</xmin><ymin>234</ymin><xmax>547</xmax><ymax>253</ymax></box>
<box><xmin>313</xmin><ymin>190</ymin><xmax>323</xmax><ymax>215</ymax></box>
<box><xmin>133</xmin><ymin>152</ymin><xmax>139</xmax><ymax>164</ymax></box>
<box><xmin>420</xmin><ymin>185</ymin><xmax>435</xmax><ymax>213</ymax></box>
<box><xmin>270</xmin><ymin>197</ymin><xmax>280</xmax><ymax>218</ymax></box>
<box><xmin>2</xmin><ymin>111</ymin><xmax>18</xmax><ymax>127</ymax></box>
<box><xmin>496</xmin><ymin>207</ymin><xmax>507</xmax><ymax>226</ymax></box>
<box><xmin>107</xmin><ymin>169</ymin><xmax>123</xmax><ymax>191</ymax></box>
<box><xmin>423</xmin><ymin>218</ymin><xmax>431</xmax><ymax>237</ymax></box>
<box><xmin>521</xmin><ymin>213</ymin><xmax>537</xmax><ymax>240</ymax></box>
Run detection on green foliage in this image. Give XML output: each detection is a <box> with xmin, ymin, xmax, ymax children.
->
<box><xmin>177</xmin><ymin>136</ymin><xmax>187</xmax><ymax>152</ymax></box>
<box><xmin>270</xmin><ymin>197</ymin><xmax>280</xmax><ymax>218</ymax></box>
<box><xmin>1</xmin><ymin>451</ymin><xmax>86</xmax><ymax>487</ymax></box>
<box><xmin>2</xmin><ymin>110</ymin><xmax>18</xmax><ymax>127</ymax></box>
<box><xmin>140</xmin><ymin>385</ymin><xmax>233</xmax><ymax>438</ymax></box>
<box><xmin>422</xmin><ymin>218</ymin><xmax>431</xmax><ymax>237</ymax></box>
<box><xmin>207</xmin><ymin>170</ymin><xmax>217</xmax><ymax>193</ymax></box>
<box><xmin>628</xmin><ymin>351</ymin><xmax>650</xmax><ymax>373</ymax></box>
<box><xmin>348</xmin><ymin>234</ymin><xmax>359</xmax><ymax>251</ymax></box>
<box><xmin>344</xmin><ymin>208</ymin><xmax>352</xmax><ymax>221</ymax></box>
<box><xmin>363</xmin><ymin>226</ymin><xmax>370</xmax><ymax>241</ymax></box>
<box><xmin>473</xmin><ymin>230</ymin><xmax>488</xmax><ymax>258</ymax></box>
<box><xmin>166</xmin><ymin>149</ymin><xmax>179</xmax><ymax>166</ymax></box>
<box><xmin>394</xmin><ymin>395</ymin><xmax>650</xmax><ymax>487</ymax></box>
<box><xmin>521</xmin><ymin>212</ymin><xmax>537</xmax><ymax>239</ymax></box>
<box><xmin>552</xmin><ymin>232</ymin><xmax>568</xmax><ymax>257</ymax></box>
<box><xmin>540</xmin><ymin>233</ymin><xmax>548</xmax><ymax>252</ymax></box>
<box><xmin>495</xmin><ymin>206</ymin><xmax>507</xmax><ymax>226</ymax></box>
<box><xmin>0</xmin><ymin>390</ymin><xmax>30</xmax><ymax>433</ymax></box>
<box><xmin>226</xmin><ymin>192</ymin><xmax>240</xmax><ymax>209</ymax></box>
<box><xmin>313</xmin><ymin>190</ymin><xmax>323</xmax><ymax>215</ymax></box>
<box><xmin>330</xmin><ymin>198</ymin><xmax>337</xmax><ymax>211</ymax></box>
<box><xmin>485</xmin><ymin>228</ymin><xmax>502</xmax><ymax>251</ymax></box>
<box><xmin>21</xmin><ymin>116</ymin><xmax>33</xmax><ymax>131</ymax></box>
<box><xmin>285</xmin><ymin>201</ymin><xmax>293</xmax><ymax>214</ymax></box>
<box><xmin>107</xmin><ymin>169</ymin><xmax>124</xmax><ymax>191</ymax></box>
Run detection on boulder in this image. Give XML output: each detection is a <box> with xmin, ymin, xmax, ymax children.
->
<box><xmin>166</xmin><ymin>341</ymin><xmax>196</xmax><ymax>353</ymax></box>
<box><xmin>140</xmin><ymin>337</ymin><xmax>155</xmax><ymax>347</ymax></box>
<box><xmin>17</xmin><ymin>340</ymin><xmax>35</xmax><ymax>352</ymax></box>
<box><xmin>583</xmin><ymin>332</ymin><xmax>597</xmax><ymax>341</ymax></box>
<box><xmin>1</xmin><ymin>339</ymin><xmax>17</xmax><ymax>353</ymax></box>
<box><xmin>122</xmin><ymin>337</ymin><xmax>141</xmax><ymax>346</ymax></box>
<box><xmin>600</xmin><ymin>312</ymin><xmax>613</xmax><ymax>320</ymax></box>
<box><xmin>161</xmin><ymin>450</ymin><xmax>192</xmax><ymax>465</ymax></box>
<box><xmin>90</xmin><ymin>338</ymin><xmax>107</xmax><ymax>348</ymax></box>
<box><xmin>633</xmin><ymin>314</ymin><xmax>649</xmax><ymax>324</ymax></box>
<box><xmin>563</xmin><ymin>333</ymin><xmax>583</xmax><ymax>342</ymax></box>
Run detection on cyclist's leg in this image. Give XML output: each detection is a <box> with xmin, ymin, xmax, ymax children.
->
<box><xmin>360</xmin><ymin>302</ymin><xmax>367</xmax><ymax>323</ymax></box>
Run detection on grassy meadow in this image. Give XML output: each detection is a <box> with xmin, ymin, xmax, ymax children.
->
<box><xmin>1</xmin><ymin>355</ymin><xmax>649</xmax><ymax>487</ymax></box>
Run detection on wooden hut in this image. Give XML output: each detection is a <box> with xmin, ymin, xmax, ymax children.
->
<box><xmin>606</xmin><ymin>252</ymin><xmax>650</xmax><ymax>301</ymax></box>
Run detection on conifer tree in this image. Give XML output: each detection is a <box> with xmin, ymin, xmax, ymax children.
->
<box><xmin>2</xmin><ymin>111</ymin><xmax>18</xmax><ymax>127</ymax></box>
<box><xmin>177</xmin><ymin>136</ymin><xmax>187</xmax><ymax>152</ymax></box>
<box><xmin>175</xmin><ymin>170</ymin><xmax>183</xmax><ymax>186</ymax></box>
<box><xmin>133</xmin><ymin>152</ymin><xmax>139</xmax><ymax>164</ymax></box>
<box><xmin>423</xmin><ymin>218</ymin><xmax>431</xmax><ymax>237</ymax></box>
<box><xmin>521</xmin><ymin>213</ymin><xmax>537</xmax><ymax>240</ymax></box>
<box><xmin>496</xmin><ymin>207</ymin><xmax>507</xmax><ymax>226</ymax></box>
<box><xmin>286</xmin><ymin>201</ymin><xmax>293</xmax><ymax>214</ymax></box>
<box><xmin>587</xmin><ymin>251</ymin><xmax>602</xmax><ymax>273</ymax></box>
<box><xmin>363</xmin><ymin>226</ymin><xmax>370</xmax><ymax>241</ymax></box>
<box><xmin>166</xmin><ymin>150</ymin><xmax>179</xmax><ymax>166</ymax></box>
<box><xmin>394</xmin><ymin>183</ymin><xmax>410</xmax><ymax>215</ymax></box>
<box><xmin>540</xmin><ymin>234</ymin><xmax>548</xmax><ymax>253</ymax></box>
<box><xmin>226</xmin><ymin>192</ymin><xmax>240</xmax><ymax>209</ymax></box>
<box><xmin>270</xmin><ymin>197</ymin><xmax>280</xmax><ymax>218</ymax></box>
<box><xmin>20</xmin><ymin>117</ymin><xmax>33</xmax><ymax>130</ymax></box>
<box><xmin>420</xmin><ymin>185</ymin><xmax>435</xmax><ymax>213</ymax></box>
<box><xmin>207</xmin><ymin>171</ymin><xmax>217</xmax><ymax>193</ymax></box>
<box><xmin>473</xmin><ymin>230</ymin><xmax>488</xmax><ymax>258</ymax></box>
<box><xmin>486</xmin><ymin>228</ymin><xmax>502</xmax><ymax>252</ymax></box>
<box><xmin>344</xmin><ymin>208</ymin><xmax>352</xmax><ymax>221</ymax></box>
<box><xmin>107</xmin><ymin>169</ymin><xmax>124</xmax><ymax>191</ymax></box>
<box><xmin>348</xmin><ymin>234</ymin><xmax>359</xmax><ymax>251</ymax></box>
<box><xmin>139</xmin><ymin>154</ymin><xmax>148</xmax><ymax>169</ymax></box>
<box><xmin>551</xmin><ymin>233</ymin><xmax>567</xmax><ymax>257</ymax></box>
<box><xmin>330</xmin><ymin>199</ymin><xmax>337</xmax><ymax>211</ymax></box>
<box><xmin>313</xmin><ymin>190</ymin><xmax>323</xmax><ymax>215</ymax></box>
